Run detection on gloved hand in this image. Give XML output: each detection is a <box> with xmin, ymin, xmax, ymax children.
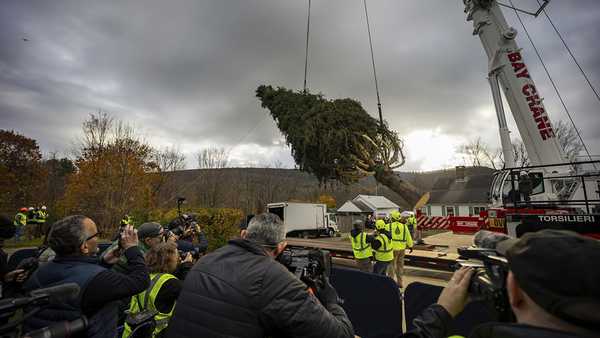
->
<box><xmin>315</xmin><ymin>276</ymin><xmax>341</xmax><ymax>307</ymax></box>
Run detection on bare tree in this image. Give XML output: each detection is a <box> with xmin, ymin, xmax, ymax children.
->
<box><xmin>554</xmin><ymin>120</ymin><xmax>584</xmax><ymax>162</ymax></box>
<box><xmin>196</xmin><ymin>147</ymin><xmax>229</xmax><ymax>169</ymax></box>
<box><xmin>460</xmin><ymin>137</ymin><xmax>491</xmax><ymax>167</ymax></box>
<box><xmin>81</xmin><ymin>110</ymin><xmax>113</xmax><ymax>154</ymax></box>
<box><xmin>510</xmin><ymin>140</ymin><xmax>530</xmax><ymax>167</ymax></box>
<box><xmin>154</xmin><ymin>146</ymin><xmax>186</xmax><ymax>172</ymax></box>
<box><xmin>462</xmin><ymin>119</ymin><xmax>583</xmax><ymax>170</ymax></box>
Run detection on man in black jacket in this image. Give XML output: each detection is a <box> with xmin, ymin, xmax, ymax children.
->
<box><xmin>24</xmin><ymin>215</ymin><xmax>149</xmax><ymax>338</ymax></box>
<box><xmin>167</xmin><ymin>212</ymin><xmax>354</xmax><ymax>338</ymax></box>
<box><xmin>404</xmin><ymin>230</ymin><xmax>600</xmax><ymax>338</ymax></box>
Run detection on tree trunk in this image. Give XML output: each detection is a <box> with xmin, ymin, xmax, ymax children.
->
<box><xmin>374</xmin><ymin>169</ymin><xmax>422</xmax><ymax>208</ymax></box>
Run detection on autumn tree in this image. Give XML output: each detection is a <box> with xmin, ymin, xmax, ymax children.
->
<box><xmin>61</xmin><ymin>112</ymin><xmax>160</xmax><ymax>235</ymax></box>
<box><xmin>318</xmin><ymin>194</ymin><xmax>336</xmax><ymax>209</ymax></box>
<box><xmin>0</xmin><ymin>130</ymin><xmax>46</xmax><ymax>213</ymax></box>
<box><xmin>43</xmin><ymin>154</ymin><xmax>76</xmax><ymax>218</ymax></box>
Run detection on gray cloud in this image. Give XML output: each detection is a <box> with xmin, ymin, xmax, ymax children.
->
<box><xmin>1</xmin><ymin>0</ymin><xmax>599</xmax><ymax>170</ymax></box>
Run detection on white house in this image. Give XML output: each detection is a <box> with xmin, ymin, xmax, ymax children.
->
<box><xmin>420</xmin><ymin>166</ymin><xmax>494</xmax><ymax>218</ymax></box>
<box><xmin>337</xmin><ymin>194</ymin><xmax>400</xmax><ymax>231</ymax></box>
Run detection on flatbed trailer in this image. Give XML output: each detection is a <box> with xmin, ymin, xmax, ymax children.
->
<box><xmin>285</xmin><ymin>238</ymin><xmax>459</xmax><ymax>272</ymax></box>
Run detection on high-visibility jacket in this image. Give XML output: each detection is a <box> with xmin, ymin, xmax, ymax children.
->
<box><xmin>123</xmin><ymin>273</ymin><xmax>177</xmax><ymax>338</ymax></box>
<box><xmin>14</xmin><ymin>212</ymin><xmax>26</xmax><ymax>227</ymax></box>
<box><xmin>37</xmin><ymin>210</ymin><xmax>47</xmax><ymax>223</ymax></box>
<box><xmin>407</xmin><ymin>216</ymin><xmax>417</xmax><ymax>231</ymax></box>
<box><xmin>349</xmin><ymin>232</ymin><xmax>372</xmax><ymax>259</ymax></box>
<box><xmin>390</xmin><ymin>221</ymin><xmax>414</xmax><ymax>251</ymax></box>
<box><xmin>384</xmin><ymin>221</ymin><xmax>392</xmax><ymax>233</ymax></box>
<box><xmin>373</xmin><ymin>232</ymin><xmax>393</xmax><ymax>262</ymax></box>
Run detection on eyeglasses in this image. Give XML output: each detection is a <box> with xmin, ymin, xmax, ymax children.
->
<box><xmin>84</xmin><ymin>232</ymin><xmax>100</xmax><ymax>242</ymax></box>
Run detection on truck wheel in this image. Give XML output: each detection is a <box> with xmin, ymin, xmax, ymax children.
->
<box><xmin>326</xmin><ymin>228</ymin><xmax>335</xmax><ymax>237</ymax></box>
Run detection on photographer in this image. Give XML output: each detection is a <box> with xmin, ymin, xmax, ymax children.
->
<box><xmin>166</xmin><ymin>212</ymin><xmax>354</xmax><ymax>338</ymax></box>
<box><xmin>403</xmin><ymin>230</ymin><xmax>600</xmax><ymax>338</ymax></box>
<box><xmin>123</xmin><ymin>241</ymin><xmax>192</xmax><ymax>338</ymax></box>
<box><xmin>23</xmin><ymin>215</ymin><xmax>149</xmax><ymax>338</ymax></box>
<box><xmin>105</xmin><ymin>222</ymin><xmax>173</xmax><ymax>274</ymax></box>
<box><xmin>168</xmin><ymin>214</ymin><xmax>208</xmax><ymax>255</ymax></box>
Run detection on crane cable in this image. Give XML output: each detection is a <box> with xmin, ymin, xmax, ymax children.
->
<box><xmin>507</xmin><ymin>0</ymin><xmax>595</xmax><ymax>165</ymax></box>
<box><xmin>362</xmin><ymin>0</ymin><xmax>384</xmax><ymax>126</ymax></box>
<box><xmin>537</xmin><ymin>0</ymin><xmax>600</xmax><ymax>105</ymax></box>
<box><xmin>303</xmin><ymin>0</ymin><xmax>311</xmax><ymax>93</ymax></box>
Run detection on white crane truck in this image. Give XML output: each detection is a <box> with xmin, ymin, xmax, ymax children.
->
<box><xmin>463</xmin><ymin>0</ymin><xmax>600</xmax><ymax>238</ymax></box>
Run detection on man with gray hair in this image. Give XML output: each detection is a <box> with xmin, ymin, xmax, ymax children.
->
<box><xmin>24</xmin><ymin>215</ymin><xmax>149</xmax><ymax>338</ymax></box>
<box><xmin>167</xmin><ymin>212</ymin><xmax>354</xmax><ymax>338</ymax></box>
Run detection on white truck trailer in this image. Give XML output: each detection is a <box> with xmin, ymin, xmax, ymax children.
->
<box><xmin>266</xmin><ymin>202</ymin><xmax>338</xmax><ymax>238</ymax></box>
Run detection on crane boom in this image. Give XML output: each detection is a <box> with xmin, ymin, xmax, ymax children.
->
<box><xmin>464</xmin><ymin>0</ymin><xmax>566</xmax><ymax>167</ymax></box>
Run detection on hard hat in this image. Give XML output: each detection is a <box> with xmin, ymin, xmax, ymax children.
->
<box><xmin>375</xmin><ymin>219</ymin><xmax>386</xmax><ymax>230</ymax></box>
<box><xmin>20</xmin><ymin>207</ymin><xmax>28</xmax><ymax>213</ymax></box>
<box><xmin>401</xmin><ymin>211</ymin><xmax>411</xmax><ymax>218</ymax></box>
<box><xmin>28</xmin><ymin>207</ymin><xmax>34</xmax><ymax>211</ymax></box>
<box><xmin>41</xmin><ymin>206</ymin><xmax>47</xmax><ymax>210</ymax></box>
<box><xmin>390</xmin><ymin>211</ymin><xmax>401</xmax><ymax>220</ymax></box>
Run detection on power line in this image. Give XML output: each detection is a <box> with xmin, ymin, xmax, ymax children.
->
<box><xmin>507</xmin><ymin>0</ymin><xmax>594</xmax><ymax>164</ymax></box>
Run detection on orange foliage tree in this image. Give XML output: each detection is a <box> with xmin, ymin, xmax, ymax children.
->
<box><xmin>0</xmin><ymin>130</ymin><xmax>46</xmax><ymax>213</ymax></box>
<box><xmin>60</xmin><ymin>113</ymin><xmax>160</xmax><ymax>235</ymax></box>
<box><xmin>318</xmin><ymin>194</ymin><xmax>336</xmax><ymax>209</ymax></box>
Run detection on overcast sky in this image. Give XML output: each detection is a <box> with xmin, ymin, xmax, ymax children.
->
<box><xmin>1</xmin><ymin>0</ymin><xmax>599</xmax><ymax>171</ymax></box>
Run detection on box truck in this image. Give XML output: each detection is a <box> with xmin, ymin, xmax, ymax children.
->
<box><xmin>266</xmin><ymin>202</ymin><xmax>338</xmax><ymax>238</ymax></box>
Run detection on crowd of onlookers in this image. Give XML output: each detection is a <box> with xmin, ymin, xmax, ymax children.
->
<box><xmin>0</xmin><ymin>210</ymin><xmax>599</xmax><ymax>338</ymax></box>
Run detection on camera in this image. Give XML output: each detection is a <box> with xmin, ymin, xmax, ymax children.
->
<box><xmin>167</xmin><ymin>214</ymin><xmax>197</xmax><ymax>237</ymax></box>
<box><xmin>277</xmin><ymin>248</ymin><xmax>331</xmax><ymax>290</ymax></box>
<box><xmin>455</xmin><ymin>246</ymin><xmax>514</xmax><ymax>322</ymax></box>
<box><xmin>125</xmin><ymin>308</ymin><xmax>157</xmax><ymax>338</ymax></box>
<box><xmin>0</xmin><ymin>283</ymin><xmax>83</xmax><ymax>338</ymax></box>
<box><xmin>178</xmin><ymin>247</ymin><xmax>201</xmax><ymax>261</ymax></box>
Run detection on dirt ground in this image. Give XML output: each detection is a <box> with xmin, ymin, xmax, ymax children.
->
<box><xmin>421</xmin><ymin>231</ymin><xmax>474</xmax><ymax>254</ymax></box>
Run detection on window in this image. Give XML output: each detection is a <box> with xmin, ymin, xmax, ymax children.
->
<box><xmin>443</xmin><ymin>206</ymin><xmax>455</xmax><ymax>217</ymax></box>
<box><xmin>469</xmin><ymin>206</ymin><xmax>486</xmax><ymax>216</ymax></box>
<box><xmin>420</xmin><ymin>206</ymin><xmax>429</xmax><ymax>216</ymax></box>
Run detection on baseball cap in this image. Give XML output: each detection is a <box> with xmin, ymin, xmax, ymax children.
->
<box><xmin>137</xmin><ymin>222</ymin><xmax>163</xmax><ymax>239</ymax></box>
<box><xmin>496</xmin><ymin>230</ymin><xmax>600</xmax><ymax>331</ymax></box>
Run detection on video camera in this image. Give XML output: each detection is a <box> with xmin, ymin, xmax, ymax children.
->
<box><xmin>0</xmin><ymin>283</ymin><xmax>86</xmax><ymax>338</ymax></box>
<box><xmin>276</xmin><ymin>248</ymin><xmax>332</xmax><ymax>291</ymax></box>
<box><xmin>455</xmin><ymin>246</ymin><xmax>514</xmax><ymax>322</ymax></box>
<box><xmin>166</xmin><ymin>213</ymin><xmax>199</xmax><ymax>238</ymax></box>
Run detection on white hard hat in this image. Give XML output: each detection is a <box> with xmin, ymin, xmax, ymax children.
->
<box><xmin>28</xmin><ymin>207</ymin><xmax>34</xmax><ymax>211</ymax></box>
<box><xmin>400</xmin><ymin>211</ymin><xmax>411</xmax><ymax>218</ymax></box>
<box><xmin>41</xmin><ymin>206</ymin><xmax>47</xmax><ymax>210</ymax></box>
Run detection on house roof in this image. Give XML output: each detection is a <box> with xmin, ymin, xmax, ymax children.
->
<box><xmin>353</xmin><ymin>195</ymin><xmax>399</xmax><ymax>209</ymax></box>
<box><xmin>428</xmin><ymin>173</ymin><xmax>494</xmax><ymax>204</ymax></box>
<box><xmin>337</xmin><ymin>201</ymin><xmax>363</xmax><ymax>213</ymax></box>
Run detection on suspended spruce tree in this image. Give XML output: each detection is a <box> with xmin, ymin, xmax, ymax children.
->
<box><xmin>256</xmin><ymin>85</ymin><xmax>425</xmax><ymax>207</ymax></box>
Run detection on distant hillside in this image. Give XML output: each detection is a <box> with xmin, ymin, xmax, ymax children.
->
<box><xmin>156</xmin><ymin>166</ymin><xmax>495</xmax><ymax>214</ymax></box>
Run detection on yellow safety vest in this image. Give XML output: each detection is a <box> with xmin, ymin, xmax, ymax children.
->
<box><xmin>349</xmin><ymin>232</ymin><xmax>372</xmax><ymax>259</ymax></box>
<box><xmin>122</xmin><ymin>273</ymin><xmax>177</xmax><ymax>338</ymax></box>
<box><xmin>14</xmin><ymin>213</ymin><xmax>26</xmax><ymax>227</ymax></box>
<box><xmin>373</xmin><ymin>233</ymin><xmax>393</xmax><ymax>262</ymax></box>
<box><xmin>37</xmin><ymin>210</ymin><xmax>47</xmax><ymax>223</ymax></box>
<box><xmin>391</xmin><ymin>221</ymin><xmax>414</xmax><ymax>251</ymax></box>
<box><xmin>384</xmin><ymin>222</ymin><xmax>392</xmax><ymax>233</ymax></box>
